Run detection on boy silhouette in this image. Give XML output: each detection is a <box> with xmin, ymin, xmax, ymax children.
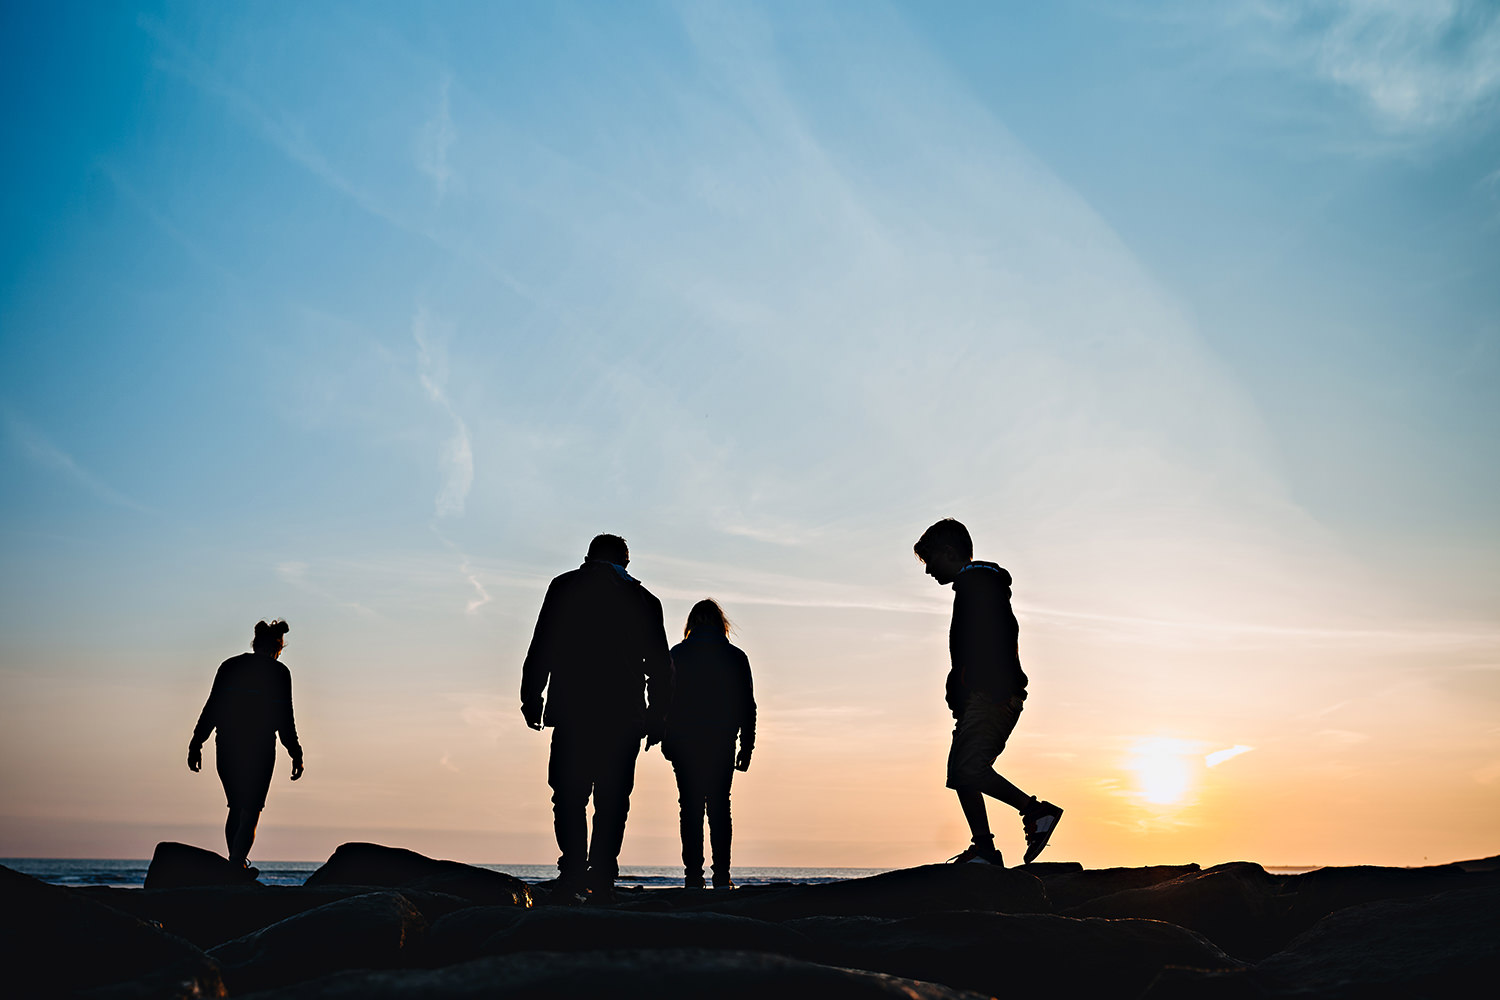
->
<box><xmin>914</xmin><ymin>518</ymin><xmax>1062</xmax><ymax>865</ymax></box>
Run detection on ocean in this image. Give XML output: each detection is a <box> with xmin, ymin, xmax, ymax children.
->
<box><xmin>2</xmin><ymin>858</ymin><xmax>892</xmax><ymax>890</ymax></box>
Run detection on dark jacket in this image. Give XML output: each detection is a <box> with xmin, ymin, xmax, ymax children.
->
<box><xmin>662</xmin><ymin>634</ymin><xmax>756</xmax><ymax>758</ymax></box>
<box><xmin>192</xmin><ymin>652</ymin><xmax>302</xmax><ymax>756</ymax></box>
<box><xmin>520</xmin><ymin>559</ymin><xmax>673</xmax><ymax>734</ymax></box>
<box><xmin>946</xmin><ymin>561</ymin><xmax>1028</xmax><ymax>715</ymax></box>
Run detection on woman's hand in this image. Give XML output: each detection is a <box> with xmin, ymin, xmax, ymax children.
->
<box><xmin>187</xmin><ymin>744</ymin><xmax>202</xmax><ymax>772</ymax></box>
<box><xmin>290</xmin><ymin>757</ymin><xmax>305</xmax><ymax>781</ymax></box>
<box><xmin>735</xmin><ymin>747</ymin><xmax>752</xmax><ymax>772</ymax></box>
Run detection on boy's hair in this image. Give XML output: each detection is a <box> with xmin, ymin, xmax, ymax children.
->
<box><xmin>914</xmin><ymin>518</ymin><xmax>973</xmax><ymax>562</ymax></box>
<box><xmin>587</xmin><ymin>534</ymin><xmax>630</xmax><ymax>565</ymax></box>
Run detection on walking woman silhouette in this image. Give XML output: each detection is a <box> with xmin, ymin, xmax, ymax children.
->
<box><xmin>188</xmin><ymin>619</ymin><xmax>303</xmax><ymax>878</ymax></box>
<box><xmin>663</xmin><ymin>600</ymin><xmax>756</xmax><ymax>888</ymax></box>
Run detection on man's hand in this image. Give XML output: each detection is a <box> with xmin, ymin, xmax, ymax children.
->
<box><xmin>188</xmin><ymin>743</ymin><xmax>203</xmax><ymax>773</ymax></box>
<box><xmin>735</xmin><ymin>746</ymin><xmax>752</xmax><ymax>772</ymax></box>
<box><xmin>522</xmin><ymin>702</ymin><xmax>544</xmax><ymax>731</ymax></box>
<box><xmin>290</xmin><ymin>757</ymin><xmax>304</xmax><ymax>781</ymax></box>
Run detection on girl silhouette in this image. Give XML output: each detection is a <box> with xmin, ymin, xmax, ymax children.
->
<box><xmin>188</xmin><ymin>619</ymin><xmax>303</xmax><ymax>878</ymax></box>
<box><xmin>663</xmin><ymin>600</ymin><xmax>756</xmax><ymax>888</ymax></box>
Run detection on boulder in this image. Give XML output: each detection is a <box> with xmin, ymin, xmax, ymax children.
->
<box><xmin>304</xmin><ymin>843</ymin><xmax>534</xmax><ymax>907</ymax></box>
<box><xmin>1277</xmin><ymin>862</ymin><xmax>1492</xmax><ymax>941</ymax></box>
<box><xmin>1038</xmin><ymin>864</ymin><xmax>1201</xmax><ymax>910</ymax></box>
<box><xmin>236</xmin><ymin>948</ymin><xmax>992</xmax><ymax>999</ymax></box>
<box><xmin>790</xmin><ymin>910</ymin><xmax>1241</xmax><ymax>1000</ymax></box>
<box><xmin>144</xmin><ymin>841</ymin><xmax>254</xmax><ymax>889</ymax></box>
<box><xmin>77</xmin><ymin>883</ymin><xmax>472</xmax><ymax>951</ymax></box>
<box><xmin>426</xmin><ymin>906</ymin><xmax>534</xmax><ymax>965</ymax></box>
<box><xmin>209</xmin><ymin>891</ymin><xmax>425</xmax><ymax>994</ymax></box>
<box><xmin>473</xmin><ymin>908</ymin><xmax>808</xmax><ymax>959</ymax></box>
<box><xmin>1067</xmin><ymin>862</ymin><xmax>1282</xmax><ymax>960</ymax></box>
<box><xmin>0</xmin><ymin>863</ymin><xmax>224</xmax><ymax>999</ymax></box>
<box><xmin>647</xmin><ymin>863</ymin><xmax>1050</xmax><ymax>921</ymax></box>
<box><xmin>1143</xmin><ymin>882</ymin><xmax>1500</xmax><ymax>999</ymax></box>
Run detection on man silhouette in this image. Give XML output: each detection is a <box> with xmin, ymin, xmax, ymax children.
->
<box><xmin>521</xmin><ymin>534</ymin><xmax>673</xmax><ymax>903</ymax></box>
<box><xmin>915</xmin><ymin>518</ymin><xmax>1062</xmax><ymax>866</ymax></box>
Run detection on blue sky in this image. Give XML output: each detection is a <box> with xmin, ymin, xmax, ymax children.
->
<box><xmin>2</xmin><ymin>1</ymin><xmax>1497</xmax><ymax>865</ymax></box>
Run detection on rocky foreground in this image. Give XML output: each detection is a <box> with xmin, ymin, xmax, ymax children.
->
<box><xmin>3</xmin><ymin>843</ymin><xmax>1497</xmax><ymax>998</ymax></box>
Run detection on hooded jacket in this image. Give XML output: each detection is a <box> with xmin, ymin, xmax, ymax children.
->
<box><xmin>946</xmin><ymin>560</ymin><xmax>1028</xmax><ymax>715</ymax></box>
<box><xmin>662</xmin><ymin>633</ymin><xmax>756</xmax><ymax>758</ymax></box>
<box><xmin>520</xmin><ymin>559</ymin><xmax>673</xmax><ymax>733</ymax></box>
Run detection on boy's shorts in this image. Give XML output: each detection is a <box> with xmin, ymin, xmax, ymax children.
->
<box><xmin>946</xmin><ymin>690</ymin><xmax>1024</xmax><ymax>789</ymax></box>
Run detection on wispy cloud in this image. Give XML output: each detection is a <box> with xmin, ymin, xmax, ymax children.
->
<box><xmin>1205</xmin><ymin>744</ymin><xmax>1255</xmax><ymax>767</ymax></box>
<box><xmin>412</xmin><ymin>308</ymin><xmax>473</xmax><ymax>519</ymax></box>
<box><xmin>417</xmin><ymin>74</ymin><xmax>457</xmax><ymax>200</ymax></box>
<box><xmin>1294</xmin><ymin>0</ymin><xmax>1500</xmax><ymax>134</ymax></box>
<box><xmin>276</xmin><ymin>561</ymin><xmax>377</xmax><ymax>618</ymax></box>
<box><xmin>3</xmin><ymin>410</ymin><xmax>148</xmax><ymax>513</ymax></box>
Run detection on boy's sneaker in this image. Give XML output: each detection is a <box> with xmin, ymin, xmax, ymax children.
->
<box><xmin>947</xmin><ymin>842</ymin><xmax>1005</xmax><ymax>866</ymax></box>
<box><xmin>1022</xmin><ymin>799</ymin><xmax>1064</xmax><ymax>864</ymax></box>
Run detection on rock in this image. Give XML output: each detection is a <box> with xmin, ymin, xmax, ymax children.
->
<box><xmin>209</xmin><ymin>891</ymin><xmax>425</xmax><ymax>994</ymax></box>
<box><xmin>426</xmin><ymin>906</ymin><xmax>534</xmax><ymax>965</ymax></box>
<box><xmin>1067</xmin><ymin>862</ymin><xmax>1282</xmax><ymax>960</ymax></box>
<box><xmin>144</xmin><ymin>841</ymin><xmax>254</xmax><ymax>889</ymax></box>
<box><xmin>1143</xmin><ymin>882</ymin><xmax>1500</xmax><ymax>999</ymax></box>
<box><xmin>77</xmin><ymin>883</ymin><xmax>473</xmax><ymax>951</ymax></box>
<box><xmin>1018</xmin><ymin>860</ymin><xmax>1084</xmax><ymax>875</ymax></box>
<box><xmin>236</xmin><ymin>949</ymin><xmax>992</xmax><ymax>999</ymax></box>
<box><xmin>0</xmin><ymin>863</ymin><xmax>224</xmax><ymax>999</ymax></box>
<box><xmin>474</xmin><ymin>909</ymin><xmax>808</xmax><ymax>959</ymax></box>
<box><xmin>1037</xmin><ymin>864</ymin><xmax>1201</xmax><ymax>910</ymax></box>
<box><xmin>789</xmin><ymin>910</ymin><xmax>1241</xmax><ymax>1000</ymax></box>
<box><xmin>647</xmin><ymin>863</ymin><xmax>1050</xmax><ymax>921</ymax></box>
<box><xmin>304</xmin><ymin>843</ymin><xmax>534</xmax><ymax>907</ymax></box>
<box><xmin>1277</xmin><ymin>862</ymin><xmax>1491</xmax><ymax>941</ymax></box>
<box><xmin>1453</xmin><ymin>854</ymin><xmax>1500</xmax><ymax>873</ymax></box>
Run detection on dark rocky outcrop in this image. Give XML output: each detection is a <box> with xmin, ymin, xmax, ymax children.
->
<box><xmin>304</xmin><ymin>843</ymin><xmax>534</xmax><ymax>907</ymax></box>
<box><xmin>426</xmin><ymin>905</ymin><xmax>535</xmax><ymax>965</ymax></box>
<box><xmin>237</xmin><ymin>948</ymin><xmax>991</xmax><ymax>999</ymax></box>
<box><xmin>1036</xmin><ymin>864</ymin><xmax>1201</xmax><ymax>910</ymax></box>
<box><xmin>208</xmin><ymin>891</ymin><xmax>426</xmax><ymax>994</ymax></box>
<box><xmin>1275</xmin><ymin>862</ymin><xmax>1493</xmax><ymax>941</ymax></box>
<box><xmin>77</xmin><ymin>883</ymin><xmax>472</xmax><ymax>951</ymax></box>
<box><xmin>144</xmin><ymin>841</ymin><xmax>255</xmax><ymax>889</ymax></box>
<box><xmin>0</xmin><ymin>864</ymin><xmax>224</xmax><ymax>999</ymax></box>
<box><xmin>790</xmin><ymin>910</ymin><xmax>1242</xmax><ymax>1000</ymax></box>
<box><xmin>1144</xmin><ymin>881</ymin><xmax>1500</xmax><ymax>999</ymax></box>
<box><xmin>1067</xmin><ymin>862</ymin><xmax>1283</xmax><ymax>961</ymax></box>
<box><xmin>628</xmin><ymin>863</ymin><xmax>1050</xmax><ymax>921</ymax></box>
<box><xmin>470</xmin><ymin>908</ymin><xmax>808</xmax><ymax>960</ymax></box>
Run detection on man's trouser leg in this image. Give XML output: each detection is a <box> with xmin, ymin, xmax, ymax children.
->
<box><xmin>548</xmin><ymin>727</ymin><xmax>591</xmax><ymax>883</ymax></box>
<box><xmin>585</xmin><ymin>728</ymin><xmax>642</xmax><ymax>884</ymax></box>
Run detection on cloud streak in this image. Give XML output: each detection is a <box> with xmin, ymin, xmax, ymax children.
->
<box><xmin>412</xmin><ymin>308</ymin><xmax>473</xmax><ymax>519</ymax></box>
<box><xmin>3</xmin><ymin>411</ymin><xmax>148</xmax><ymax>513</ymax></box>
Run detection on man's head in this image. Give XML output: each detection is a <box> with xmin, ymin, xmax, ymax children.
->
<box><xmin>914</xmin><ymin>518</ymin><xmax>972</xmax><ymax>585</ymax></box>
<box><xmin>587</xmin><ymin>533</ymin><xmax>630</xmax><ymax>567</ymax></box>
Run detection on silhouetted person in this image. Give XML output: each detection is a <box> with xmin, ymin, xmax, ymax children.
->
<box><xmin>663</xmin><ymin>599</ymin><xmax>756</xmax><ymax>889</ymax></box>
<box><xmin>914</xmin><ymin>519</ymin><xmax>1062</xmax><ymax>866</ymax></box>
<box><xmin>188</xmin><ymin>619</ymin><xmax>304</xmax><ymax>878</ymax></box>
<box><xmin>521</xmin><ymin>534</ymin><xmax>672</xmax><ymax>903</ymax></box>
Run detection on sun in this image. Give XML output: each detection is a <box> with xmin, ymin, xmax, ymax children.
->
<box><xmin>1126</xmin><ymin>737</ymin><xmax>1198</xmax><ymax>805</ymax></box>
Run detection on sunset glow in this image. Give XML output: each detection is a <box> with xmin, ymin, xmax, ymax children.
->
<box><xmin>1</xmin><ymin>1</ymin><xmax>1497</xmax><ymax>871</ymax></box>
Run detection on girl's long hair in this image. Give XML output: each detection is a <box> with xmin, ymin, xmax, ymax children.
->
<box><xmin>683</xmin><ymin>599</ymin><xmax>731</xmax><ymax>639</ymax></box>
